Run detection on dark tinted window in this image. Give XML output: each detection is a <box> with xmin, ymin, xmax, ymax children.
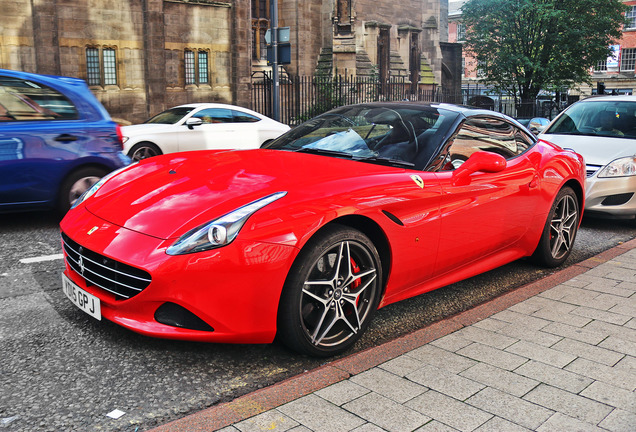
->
<box><xmin>194</xmin><ymin>108</ymin><xmax>233</xmax><ymax>123</ymax></box>
<box><xmin>445</xmin><ymin>117</ymin><xmax>533</xmax><ymax>169</ymax></box>
<box><xmin>264</xmin><ymin>104</ymin><xmax>458</xmax><ymax>169</ymax></box>
<box><xmin>145</xmin><ymin>107</ymin><xmax>194</xmax><ymax>124</ymax></box>
<box><xmin>0</xmin><ymin>76</ymin><xmax>78</xmax><ymax>122</ymax></box>
<box><xmin>232</xmin><ymin>110</ymin><xmax>260</xmax><ymax>123</ymax></box>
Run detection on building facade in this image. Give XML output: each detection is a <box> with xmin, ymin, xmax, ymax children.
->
<box><xmin>588</xmin><ymin>0</ymin><xmax>636</xmax><ymax>96</ymax></box>
<box><xmin>0</xmin><ymin>0</ymin><xmax>456</xmax><ymax>124</ymax></box>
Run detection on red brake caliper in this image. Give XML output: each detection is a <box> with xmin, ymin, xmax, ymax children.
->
<box><xmin>350</xmin><ymin>258</ymin><xmax>361</xmax><ymax>306</ymax></box>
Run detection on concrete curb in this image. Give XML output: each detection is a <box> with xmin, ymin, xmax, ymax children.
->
<box><xmin>150</xmin><ymin>236</ymin><xmax>636</xmax><ymax>432</ymax></box>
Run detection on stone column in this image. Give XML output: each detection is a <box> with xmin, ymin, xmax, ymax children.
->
<box><xmin>231</xmin><ymin>0</ymin><xmax>251</xmax><ymax>107</ymax></box>
<box><xmin>142</xmin><ymin>0</ymin><xmax>166</xmax><ymax>118</ymax></box>
<box><xmin>30</xmin><ymin>0</ymin><xmax>61</xmax><ymax>75</ymax></box>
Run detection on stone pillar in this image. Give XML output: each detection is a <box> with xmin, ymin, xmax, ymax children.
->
<box><xmin>30</xmin><ymin>0</ymin><xmax>61</xmax><ymax>75</ymax></box>
<box><xmin>142</xmin><ymin>0</ymin><xmax>166</xmax><ymax>118</ymax></box>
<box><xmin>231</xmin><ymin>0</ymin><xmax>251</xmax><ymax>107</ymax></box>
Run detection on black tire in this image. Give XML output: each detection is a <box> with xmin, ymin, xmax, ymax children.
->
<box><xmin>531</xmin><ymin>186</ymin><xmax>580</xmax><ymax>267</ymax></box>
<box><xmin>57</xmin><ymin>166</ymin><xmax>108</xmax><ymax>215</ymax></box>
<box><xmin>128</xmin><ymin>141</ymin><xmax>162</xmax><ymax>161</ymax></box>
<box><xmin>277</xmin><ymin>225</ymin><xmax>382</xmax><ymax>357</ymax></box>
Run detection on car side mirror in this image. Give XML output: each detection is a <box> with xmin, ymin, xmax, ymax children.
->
<box><xmin>452</xmin><ymin>151</ymin><xmax>507</xmax><ymax>186</ymax></box>
<box><xmin>186</xmin><ymin>117</ymin><xmax>203</xmax><ymax>129</ymax></box>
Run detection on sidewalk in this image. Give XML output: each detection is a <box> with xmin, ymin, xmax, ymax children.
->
<box><xmin>152</xmin><ymin>238</ymin><xmax>636</xmax><ymax>432</ymax></box>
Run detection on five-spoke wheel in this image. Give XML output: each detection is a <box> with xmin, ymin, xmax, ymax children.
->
<box><xmin>531</xmin><ymin>186</ymin><xmax>580</xmax><ymax>267</ymax></box>
<box><xmin>129</xmin><ymin>141</ymin><xmax>162</xmax><ymax>161</ymax></box>
<box><xmin>278</xmin><ymin>225</ymin><xmax>382</xmax><ymax>356</ymax></box>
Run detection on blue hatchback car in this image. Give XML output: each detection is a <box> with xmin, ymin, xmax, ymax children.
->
<box><xmin>0</xmin><ymin>68</ymin><xmax>129</xmax><ymax>214</ymax></box>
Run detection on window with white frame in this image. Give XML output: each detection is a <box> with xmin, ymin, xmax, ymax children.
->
<box><xmin>627</xmin><ymin>6</ymin><xmax>636</xmax><ymax>29</ymax></box>
<box><xmin>621</xmin><ymin>48</ymin><xmax>636</xmax><ymax>72</ymax></box>
<box><xmin>457</xmin><ymin>22</ymin><xmax>465</xmax><ymax>42</ymax></box>
<box><xmin>594</xmin><ymin>59</ymin><xmax>607</xmax><ymax>72</ymax></box>
<box><xmin>86</xmin><ymin>47</ymin><xmax>117</xmax><ymax>86</ymax></box>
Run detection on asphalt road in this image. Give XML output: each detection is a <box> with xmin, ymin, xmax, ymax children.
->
<box><xmin>0</xmin><ymin>211</ymin><xmax>634</xmax><ymax>431</ymax></box>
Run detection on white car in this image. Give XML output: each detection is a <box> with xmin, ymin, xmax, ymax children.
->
<box><xmin>122</xmin><ymin>103</ymin><xmax>290</xmax><ymax>161</ymax></box>
<box><xmin>540</xmin><ymin>95</ymin><xmax>636</xmax><ymax>221</ymax></box>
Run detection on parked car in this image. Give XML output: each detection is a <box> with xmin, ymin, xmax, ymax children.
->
<box><xmin>0</xmin><ymin>68</ymin><xmax>129</xmax><ymax>214</ymax></box>
<box><xmin>540</xmin><ymin>95</ymin><xmax>636</xmax><ymax>221</ymax></box>
<box><xmin>60</xmin><ymin>102</ymin><xmax>585</xmax><ymax>356</ymax></box>
<box><xmin>516</xmin><ymin>117</ymin><xmax>550</xmax><ymax>135</ymax></box>
<box><xmin>122</xmin><ymin>103</ymin><xmax>290</xmax><ymax>161</ymax></box>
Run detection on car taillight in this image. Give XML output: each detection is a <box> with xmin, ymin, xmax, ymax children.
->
<box><xmin>115</xmin><ymin>124</ymin><xmax>124</xmax><ymax>150</ymax></box>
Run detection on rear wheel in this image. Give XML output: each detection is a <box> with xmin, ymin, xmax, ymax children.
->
<box><xmin>277</xmin><ymin>225</ymin><xmax>382</xmax><ymax>357</ymax></box>
<box><xmin>531</xmin><ymin>186</ymin><xmax>579</xmax><ymax>267</ymax></box>
<box><xmin>129</xmin><ymin>141</ymin><xmax>162</xmax><ymax>161</ymax></box>
<box><xmin>57</xmin><ymin>167</ymin><xmax>108</xmax><ymax>215</ymax></box>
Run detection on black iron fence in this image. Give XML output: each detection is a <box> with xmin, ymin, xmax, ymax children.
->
<box><xmin>251</xmin><ymin>72</ymin><xmax>566</xmax><ymax>125</ymax></box>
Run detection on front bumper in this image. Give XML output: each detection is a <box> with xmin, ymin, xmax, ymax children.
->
<box><xmin>60</xmin><ymin>207</ymin><xmax>299</xmax><ymax>343</ymax></box>
<box><xmin>585</xmin><ymin>174</ymin><xmax>636</xmax><ymax>219</ymax></box>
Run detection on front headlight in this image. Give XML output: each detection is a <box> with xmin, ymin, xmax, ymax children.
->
<box><xmin>70</xmin><ymin>163</ymin><xmax>138</xmax><ymax>209</ymax></box>
<box><xmin>166</xmin><ymin>191</ymin><xmax>287</xmax><ymax>255</ymax></box>
<box><xmin>122</xmin><ymin>136</ymin><xmax>129</xmax><ymax>144</ymax></box>
<box><xmin>597</xmin><ymin>156</ymin><xmax>636</xmax><ymax>178</ymax></box>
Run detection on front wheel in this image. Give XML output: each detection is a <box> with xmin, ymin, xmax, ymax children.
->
<box><xmin>128</xmin><ymin>141</ymin><xmax>162</xmax><ymax>161</ymax></box>
<box><xmin>277</xmin><ymin>225</ymin><xmax>382</xmax><ymax>357</ymax></box>
<box><xmin>531</xmin><ymin>186</ymin><xmax>580</xmax><ymax>267</ymax></box>
<box><xmin>57</xmin><ymin>167</ymin><xmax>108</xmax><ymax>215</ymax></box>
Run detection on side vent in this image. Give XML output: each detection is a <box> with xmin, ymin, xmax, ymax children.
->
<box><xmin>382</xmin><ymin>210</ymin><xmax>404</xmax><ymax>226</ymax></box>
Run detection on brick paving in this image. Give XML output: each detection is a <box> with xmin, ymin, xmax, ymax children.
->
<box><xmin>152</xmin><ymin>238</ymin><xmax>636</xmax><ymax>432</ymax></box>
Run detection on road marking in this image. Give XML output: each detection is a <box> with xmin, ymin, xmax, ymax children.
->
<box><xmin>20</xmin><ymin>254</ymin><xmax>64</xmax><ymax>264</ymax></box>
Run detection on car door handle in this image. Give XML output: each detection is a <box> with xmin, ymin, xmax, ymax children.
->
<box><xmin>54</xmin><ymin>134</ymin><xmax>78</xmax><ymax>142</ymax></box>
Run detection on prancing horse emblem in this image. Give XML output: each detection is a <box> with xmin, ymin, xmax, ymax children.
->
<box><xmin>87</xmin><ymin>226</ymin><xmax>99</xmax><ymax>235</ymax></box>
<box><xmin>410</xmin><ymin>175</ymin><xmax>424</xmax><ymax>189</ymax></box>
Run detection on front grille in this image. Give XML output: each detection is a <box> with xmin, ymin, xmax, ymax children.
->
<box><xmin>61</xmin><ymin>232</ymin><xmax>152</xmax><ymax>299</ymax></box>
<box><xmin>586</xmin><ymin>164</ymin><xmax>603</xmax><ymax>178</ymax></box>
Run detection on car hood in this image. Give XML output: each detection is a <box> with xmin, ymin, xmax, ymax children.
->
<box><xmin>540</xmin><ymin>133</ymin><xmax>636</xmax><ymax>165</ymax></box>
<box><xmin>85</xmin><ymin>149</ymin><xmax>398</xmax><ymax>239</ymax></box>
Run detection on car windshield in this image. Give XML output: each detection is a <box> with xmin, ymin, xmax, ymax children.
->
<box><xmin>544</xmin><ymin>100</ymin><xmax>636</xmax><ymax>139</ymax></box>
<box><xmin>145</xmin><ymin>107</ymin><xmax>195</xmax><ymax>124</ymax></box>
<box><xmin>263</xmin><ymin>104</ymin><xmax>457</xmax><ymax>170</ymax></box>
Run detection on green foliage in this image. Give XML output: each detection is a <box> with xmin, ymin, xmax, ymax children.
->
<box><xmin>461</xmin><ymin>0</ymin><xmax>627</xmax><ymax>102</ymax></box>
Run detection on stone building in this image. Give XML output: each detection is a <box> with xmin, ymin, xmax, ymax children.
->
<box><xmin>0</xmin><ymin>0</ymin><xmax>457</xmax><ymax>124</ymax></box>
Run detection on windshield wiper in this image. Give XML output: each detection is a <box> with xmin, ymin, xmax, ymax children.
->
<box><xmin>295</xmin><ymin>147</ymin><xmax>354</xmax><ymax>158</ymax></box>
<box><xmin>355</xmin><ymin>156</ymin><xmax>415</xmax><ymax>168</ymax></box>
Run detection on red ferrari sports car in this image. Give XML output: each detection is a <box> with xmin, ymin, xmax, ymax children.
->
<box><xmin>60</xmin><ymin>102</ymin><xmax>585</xmax><ymax>356</ymax></box>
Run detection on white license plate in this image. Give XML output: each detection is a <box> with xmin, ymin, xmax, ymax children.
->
<box><xmin>62</xmin><ymin>274</ymin><xmax>101</xmax><ymax>320</ymax></box>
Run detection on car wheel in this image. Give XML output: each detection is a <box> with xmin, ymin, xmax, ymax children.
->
<box><xmin>58</xmin><ymin>167</ymin><xmax>108</xmax><ymax>215</ymax></box>
<box><xmin>531</xmin><ymin>186</ymin><xmax>579</xmax><ymax>267</ymax></box>
<box><xmin>277</xmin><ymin>225</ymin><xmax>382</xmax><ymax>357</ymax></box>
<box><xmin>129</xmin><ymin>142</ymin><xmax>162</xmax><ymax>161</ymax></box>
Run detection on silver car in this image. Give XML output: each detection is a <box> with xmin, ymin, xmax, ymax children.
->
<box><xmin>540</xmin><ymin>95</ymin><xmax>636</xmax><ymax>221</ymax></box>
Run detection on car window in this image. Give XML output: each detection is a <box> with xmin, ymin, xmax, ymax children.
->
<box><xmin>232</xmin><ymin>110</ymin><xmax>260</xmax><ymax>123</ymax></box>
<box><xmin>444</xmin><ymin>117</ymin><xmax>533</xmax><ymax>170</ymax></box>
<box><xmin>145</xmin><ymin>107</ymin><xmax>194</xmax><ymax>124</ymax></box>
<box><xmin>264</xmin><ymin>105</ymin><xmax>458</xmax><ymax>169</ymax></box>
<box><xmin>545</xmin><ymin>100</ymin><xmax>636</xmax><ymax>138</ymax></box>
<box><xmin>194</xmin><ymin>108</ymin><xmax>233</xmax><ymax>124</ymax></box>
<box><xmin>0</xmin><ymin>76</ymin><xmax>78</xmax><ymax>121</ymax></box>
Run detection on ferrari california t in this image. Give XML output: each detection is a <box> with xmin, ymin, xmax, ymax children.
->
<box><xmin>60</xmin><ymin>102</ymin><xmax>585</xmax><ymax>357</ymax></box>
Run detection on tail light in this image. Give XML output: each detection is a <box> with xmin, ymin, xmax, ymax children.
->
<box><xmin>114</xmin><ymin>124</ymin><xmax>124</xmax><ymax>150</ymax></box>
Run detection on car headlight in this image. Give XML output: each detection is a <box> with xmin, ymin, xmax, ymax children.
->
<box><xmin>122</xmin><ymin>136</ymin><xmax>129</xmax><ymax>144</ymax></box>
<box><xmin>166</xmin><ymin>191</ymin><xmax>287</xmax><ymax>255</ymax></box>
<box><xmin>70</xmin><ymin>163</ymin><xmax>137</xmax><ymax>209</ymax></box>
<box><xmin>597</xmin><ymin>156</ymin><xmax>636</xmax><ymax>178</ymax></box>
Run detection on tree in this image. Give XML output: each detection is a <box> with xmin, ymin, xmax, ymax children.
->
<box><xmin>461</xmin><ymin>0</ymin><xmax>627</xmax><ymax>114</ymax></box>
